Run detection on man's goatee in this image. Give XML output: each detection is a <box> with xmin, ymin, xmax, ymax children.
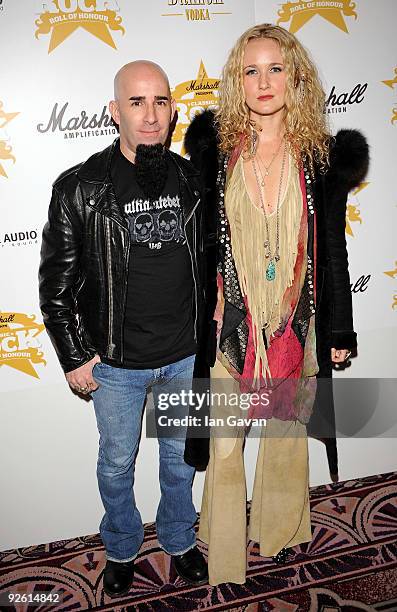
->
<box><xmin>135</xmin><ymin>143</ymin><xmax>168</xmax><ymax>199</ymax></box>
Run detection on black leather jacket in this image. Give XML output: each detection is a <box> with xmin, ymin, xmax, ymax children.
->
<box><xmin>39</xmin><ymin>139</ymin><xmax>204</xmax><ymax>373</ymax></box>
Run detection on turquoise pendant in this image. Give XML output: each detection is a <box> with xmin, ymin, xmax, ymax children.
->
<box><xmin>266</xmin><ymin>260</ymin><xmax>276</xmax><ymax>281</ymax></box>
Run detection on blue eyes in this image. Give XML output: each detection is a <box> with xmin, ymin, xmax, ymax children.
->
<box><xmin>245</xmin><ymin>66</ymin><xmax>283</xmax><ymax>76</ymax></box>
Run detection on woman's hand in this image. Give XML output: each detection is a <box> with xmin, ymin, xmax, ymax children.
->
<box><xmin>331</xmin><ymin>348</ymin><xmax>351</xmax><ymax>363</ymax></box>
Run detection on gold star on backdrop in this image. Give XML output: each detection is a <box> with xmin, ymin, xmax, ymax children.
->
<box><xmin>35</xmin><ymin>9</ymin><xmax>125</xmax><ymax>53</ymax></box>
<box><xmin>46</xmin><ymin>20</ymin><xmax>117</xmax><ymax>52</ymax></box>
<box><xmin>0</xmin><ymin>313</ymin><xmax>46</xmax><ymax>378</ymax></box>
<box><xmin>0</xmin><ymin>102</ymin><xmax>19</xmax><ymax>129</ymax></box>
<box><xmin>295</xmin><ymin>9</ymin><xmax>348</xmax><ymax>33</ymax></box>
<box><xmin>382</xmin><ymin>68</ymin><xmax>397</xmax><ymax>89</ymax></box>
<box><xmin>345</xmin><ymin>182</ymin><xmax>369</xmax><ymax>237</ymax></box>
<box><xmin>384</xmin><ymin>262</ymin><xmax>397</xmax><ymax>280</ymax></box>
<box><xmin>0</xmin><ymin>101</ymin><xmax>19</xmax><ymax>178</ymax></box>
<box><xmin>171</xmin><ymin>61</ymin><xmax>219</xmax><ymax>150</ymax></box>
<box><xmin>277</xmin><ymin>1</ymin><xmax>357</xmax><ymax>34</ymax></box>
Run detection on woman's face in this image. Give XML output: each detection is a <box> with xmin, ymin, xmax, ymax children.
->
<box><xmin>242</xmin><ymin>38</ymin><xmax>287</xmax><ymax>120</ymax></box>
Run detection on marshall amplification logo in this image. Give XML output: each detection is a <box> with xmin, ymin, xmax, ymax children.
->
<box><xmin>37</xmin><ymin>102</ymin><xmax>116</xmax><ymax>140</ymax></box>
<box><xmin>381</xmin><ymin>67</ymin><xmax>397</xmax><ymax>125</ymax></box>
<box><xmin>325</xmin><ymin>82</ymin><xmax>367</xmax><ymax>114</ymax></box>
<box><xmin>0</xmin><ymin>101</ymin><xmax>19</xmax><ymax>178</ymax></box>
<box><xmin>345</xmin><ymin>181</ymin><xmax>369</xmax><ymax>237</ymax></box>
<box><xmin>384</xmin><ymin>262</ymin><xmax>397</xmax><ymax>310</ymax></box>
<box><xmin>350</xmin><ymin>274</ymin><xmax>371</xmax><ymax>294</ymax></box>
<box><xmin>277</xmin><ymin>0</ymin><xmax>357</xmax><ymax>33</ymax></box>
<box><xmin>162</xmin><ymin>0</ymin><xmax>231</xmax><ymax>21</ymax></box>
<box><xmin>171</xmin><ymin>61</ymin><xmax>219</xmax><ymax>148</ymax></box>
<box><xmin>0</xmin><ymin>312</ymin><xmax>46</xmax><ymax>378</ymax></box>
<box><xmin>35</xmin><ymin>0</ymin><xmax>125</xmax><ymax>53</ymax></box>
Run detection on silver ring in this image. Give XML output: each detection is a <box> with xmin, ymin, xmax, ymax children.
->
<box><xmin>79</xmin><ymin>386</ymin><xmax>88</xmax><ymax>392</ymax></box>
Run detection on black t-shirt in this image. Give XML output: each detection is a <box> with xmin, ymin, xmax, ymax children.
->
<box><xmin>108</xmin><ymin>143</ymin><xmax>196</xmax><ymax>368</ymax></box>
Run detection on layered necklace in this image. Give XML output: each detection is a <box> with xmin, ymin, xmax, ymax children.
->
<box><xmin>251</xmin><ymin>138</ymin><xmax>287</xmax><ymax>281</ymax></box>
<box><xmin>256</xmin><ymin>137</ymin><xmax>284</xmax><ymax>184</ymax></box>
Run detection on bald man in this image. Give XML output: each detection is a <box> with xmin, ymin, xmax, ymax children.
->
<box><xmin>39</xmin><ymin>61</ymin><xmax>208</xmax><ymax>597</ymax></box>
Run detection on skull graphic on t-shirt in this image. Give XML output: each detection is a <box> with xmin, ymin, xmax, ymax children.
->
<box><xmin>126</xmin><ymin>197</ymin><xmax>185</xmax><ymax>247</ymax></box>
<box><xmin>158</xmin><ymin>210</ymin><xmax>178</xmax><ymax>241</ymax></box>
<box><xmin>134</xmin><ymin>212</ymin><xmax>154</xmax><ymax>242</ymax></box>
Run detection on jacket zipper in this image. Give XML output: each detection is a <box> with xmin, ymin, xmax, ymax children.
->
<box><xmin>179</xmin><ymin>165</ymin><xmax>201</xmax><ymax>342</ymax></box>
<box><xmin>185</xmin><ymin>211</ymin><xmax>198</xmax><ymax>341</ymax></box>
<box><xmin>105</xmin><ymin>217</ymin><xmax>114</xmax><ymax>356</ymax></box>
<box><xmin>92</xmin><ymin>184</ymin><xmax>129</xmax><ymax>361</ymax></box>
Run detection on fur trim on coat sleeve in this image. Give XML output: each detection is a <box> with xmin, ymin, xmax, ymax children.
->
<box><xmin>184</xmin><ymin>109</ymin><xmax>218</xmax><ymax>167</ymax></box>
<box><xmin>328</xmin><ymin>129</ymin><xmax>369</xmax><ymax>192</ymax></box>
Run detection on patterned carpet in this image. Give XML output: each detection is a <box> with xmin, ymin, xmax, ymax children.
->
<box><xmin>0</xmin><ymin>472</ymin><xmax>396</xmax><ymax>611</ymax></box>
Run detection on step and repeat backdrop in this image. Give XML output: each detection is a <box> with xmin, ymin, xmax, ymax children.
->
<box><xmin>0</xmin><ymin>0</ymin><xmax>396</xmax><ymax>549</ymax></box>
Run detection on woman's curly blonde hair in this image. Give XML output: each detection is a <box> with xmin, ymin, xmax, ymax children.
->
<box><xmin>216</xmin><ymin>23</ymin><xmax>330</xmax><ymax>172</ymax></box>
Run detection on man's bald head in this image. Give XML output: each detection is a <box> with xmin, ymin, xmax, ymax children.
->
<box><xmin>113</xmin><ymin>61</ymin><xmax>171</xmax><ymax>100</ymax></box>
<box><xmin>109</xmin><ymin>60</ymin><xmax>176</xmax><ymax>163</ymax></box>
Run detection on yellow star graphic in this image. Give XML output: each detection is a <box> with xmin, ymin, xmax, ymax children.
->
<box><xmin>382</xmin><ymin>68</ymin><xmax>397</xmax><ymax>89</ymax></box>
<box><xmin>197</xmin><ymin>60</ymin><xmax>208</xmax><ymax>81</ymax></box>
<box><xmin>47</xmin><ymin>20</ymin><xmax>117</xmax><ymax>53</ymax></box>
<box><xmin>277</xmin><ymin>1</ymin><xmax>357</xmax><ymax>34</ymax></box>
<box><xmin>351</xmin><ymin>182</ymin><xmax>369</xmax><ymax>196</ymax></box>
<box><xmin>0</xmin><ymin>147</ymin><xmax>16</xmax><ymax>178</ymax></box>
<box><xmin>0</xmin><ymin>101</ymin><xmax>19</xmax><ymax>178</ymax></box>
<box><xmin>35</xmin><ymin>9</ymin><xmax>125</xmax><ymax>53</ymax></box>
<box><xmin>290</xmin><ymin>8</ymin><xmax>349</xmax><ymax>33</ymax></box>
<box><xmin>384</xmin><ymin>261</ymin><xmax>397</xmax><ymax>280</ymax></box>
<box><xmin>345</xmin><ymin>182</ymin><xmax>369</xmax><ymax>237</ymax></box>
<box><xmin>345</xmin><ymin>205</ymin><xmax>361</xmax><ymax>237</ymax></box>
<box><xmin>171</xmin><ymin>60</ymin><xmax>219</xmax><ymax>151</ymax></box>
<box><xmin>0</xmin><ymin>312</ymin><xmax>46</xmax><ymax>378</ymax></box>
<box><xmin>0</xmin><ymin>102</ymin><xmax>19</xmax><ymax>129</ymax></box>
<box><xmin>2</xmin><ymin>357</ymin><xmax>43</xmax><ymax>378</ymax></box>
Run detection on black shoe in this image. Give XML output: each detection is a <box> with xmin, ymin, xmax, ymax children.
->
<box><xmin>172</xmin><ymin>546</ymin><xmax>208</xmax><ymax>585</ymax></box>
<box><xmin>103</xmin><ymin>559</ymin><xmax>134</xmax><ymax>598</ymax></box>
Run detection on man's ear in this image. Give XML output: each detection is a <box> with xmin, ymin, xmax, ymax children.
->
<box><xmin>109</xmin><ymin>100</ymin><xmax>120</xmax><ymax>125</ymax></box>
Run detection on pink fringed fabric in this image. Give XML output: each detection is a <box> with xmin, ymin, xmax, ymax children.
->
<box><xmin>216</xmin><ymin>163</ymin><xmax>318</xmax><ymax>424</ymax></box>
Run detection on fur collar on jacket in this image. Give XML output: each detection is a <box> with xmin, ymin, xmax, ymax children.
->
<box><xmin>184</xmin><ymin>109</ymin><xmax>369</xmax><ymax>192</ymax></box>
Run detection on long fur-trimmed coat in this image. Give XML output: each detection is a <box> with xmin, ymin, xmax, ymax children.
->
<box><xmin>184</xmin><ymin>110</ymin><xmax>369</xmax><ymax>470</ymax></box>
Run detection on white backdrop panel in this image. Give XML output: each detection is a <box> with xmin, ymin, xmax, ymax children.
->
<box><xmin>0</xmin><ymin>0</ymin><xmax>395</xmax><ymax>550</ymax></box>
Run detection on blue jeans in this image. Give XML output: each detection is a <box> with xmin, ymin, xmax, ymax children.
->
<box><xmin>92</xmin><ymin>354</ymin><xmax>197</xmax><ymax>562</ymax></box>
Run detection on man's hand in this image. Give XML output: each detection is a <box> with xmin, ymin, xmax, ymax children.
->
<box><xmin>331</xmin><ymin>348</ymin><xmax>351</xmax><ymax>363</ymax></box>
<box><xmin>65</xmin><ymin>355</ymin><xmax>101</xmax><ymax>394</ymax></box>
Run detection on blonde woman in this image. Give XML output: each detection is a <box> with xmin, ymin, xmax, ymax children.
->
<box><xmin>184</xmin><ymin>24</ymin><xmax>369</xmax><ymax>585</ymax></box>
